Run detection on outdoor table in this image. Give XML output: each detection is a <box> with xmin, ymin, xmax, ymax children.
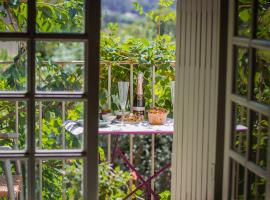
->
<box><xmin>99</xmin><ymin>119</ymin><xmax>174</xmax><ymax>199</ymax></box>
<box><xmin>64</xmin><ymin>119</ymin><xmax>173</xmax><ymax>200</ymax></box>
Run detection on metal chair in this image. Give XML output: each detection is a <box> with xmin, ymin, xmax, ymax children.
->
<box><xmin>0</xmin><ymin>133</ymin><xmax>23</xmax><ymax>200</ymax></box>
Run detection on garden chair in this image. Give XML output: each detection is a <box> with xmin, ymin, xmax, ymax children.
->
<box><xmin>0</xmin><ymin>133</ymin><xmax>23</xmax><ymax>200</ymax></box>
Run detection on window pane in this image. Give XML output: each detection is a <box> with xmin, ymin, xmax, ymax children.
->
<box><xmin>257</xmin><ymin>0</ymin><xmax>270</xmax><ymax>40</ymax></box>
<box><xmin>0</xmin><ymin>159</ymin><xmax>27</xmax><ymax>199</ymax></box>
<box><xmin>236</xmin><ymin>0</ymin><xmax>252</xmax><ymax>37</ymax></box>
<box><xmin>254</xmin><ymin>49</ymin><xmax>270</xmax><ymax>105</ymax></box>
<box><xmin>0</xmin><ymin>41</ymin><xmax>27</xmax><ymax>91</ymax></box>
<box><xmin>0</xmin><ymin>1</ymin><xmax>27</xmax><ymax>32</ymax></box>
<box><xmin>234</xmin><ymin>47</ymin><xmax>249</xmax><ymax>96</ymax></box>
<box><xmin>35</xmin><ymin>101</ymin><xmax>83</xmax><ymax>150</ymax></box>
<box><xmin>232</xmin><ymin>103</ymin><xmax>248</xmax><ymax>155</ymax></box>
<box><xmin>35</xmin><ymin>159</ymin><xmax>83</xmax><ymax>200</ymax></box>
<box><xmin>0</xmin><ymin>101</ymin><xmax>27</xmax><ymax>151</ymax></box>
<box><xmin>247</xmin><ymin>170</ymin><xmax>266</xmax><ymax>199</ymax></box>
<box><xmin>250</xmin><ymin>111</ymin><xmax>268</xmax><ymax>169</ymax></box>
<box><xmin>230</xmin><ymin>160</ymin><xmax>245</xmax><ymax>200</ymax></box>
<box><xmin>36</xmin><ymin>0</ymin><xmax>85</xmax><ymax>33</ymax></box>
<box><xmin>35</xmin><ymin>41</ymin><xmax>84</xmax><ymax>92</ymax></box>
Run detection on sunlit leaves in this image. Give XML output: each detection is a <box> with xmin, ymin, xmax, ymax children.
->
<box><xmin>159</xmin><ymin>0</ymin><xmax>174</xmax><ymax>7</ymax></box>
<box><xmin>36</xmin><ymin>0</ymin><xmax>84</xmax><ymax>33</ymax></box>
<box><xmin>237</xmin><ymin>0</ymin><xmax>252</xmax><ymax>37</ymax></box>
<box><xmin>0</xmin><ymin>1</ymin><xmax>27</xmax><ymax>32</ymax></box>
<box><xmin>132</xmin><ymin>2</ymin><xmax>144</xmax><ymax>15</ymax></box>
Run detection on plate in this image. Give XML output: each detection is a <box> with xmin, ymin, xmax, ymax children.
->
<box><xmin>99</xmin><ymin>120</ymin><xmax>110</xmax><ymax>127</ymax></box>
<box><xmin>115</xmin><ymin>119</ymin><xmax>144</xmax><ymax>125</ymax></box>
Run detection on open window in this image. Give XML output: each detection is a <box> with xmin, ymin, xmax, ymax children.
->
<box><xmin>0</xmin><ymin>1</ymin><xmax>100</xmax><ymax>199</ymax></box>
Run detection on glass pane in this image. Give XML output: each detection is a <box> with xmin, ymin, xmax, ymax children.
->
<box><xmin>254</xmin><ymin>49</ymin><xmax>270</xmax><ymax>105</ymax></box>
<box><xmin>0</xmin><ymin>159</ymin><xmax>27</xmax><ymax>199</ymax></box>
<box><xmin>36</xmin><ymin>0</ymin><xmax>85</xmax><ymax>33</ymax></box>
<box><xmin>232</xmin><ymin>103</ymin><xmax>248</xmax><ymax>155</ymax></box>
<box><xmin>230</xmin><ymin>160</ymin><xmax>245</xmax><ymax>200</ymax></box>
<box><xmin>0</xmin><ymin>1</ymin><xmax>27</xmax><ymax>32</ymax></box>
<box><xmin>35</xmin><ymin>101</ymin><xmax>83</xmax><ymax>150</ymax></box>
<box><xmin>236</xmin><ymin>0</ymin><xmax>252</xmax><ymax>37</ymax></box>
<box><xmin>35</xmin><ymin>41</ymin><xmax>84</xmax><ymax>92</ymax></box>
<box><xmin>35</xmin><ymin>159</ymin><xmax>83</xmax><ymax>200</ymax></box>
<box><xmin>0</xmin><ymin>101</ymin><xmax>27</xmax><ymax>151</ymax></box>
<box><xmin>257</xmin><ymin>0</ymin><xmax>270</xmax><ymax>40</ymax></box>
<box><xmin>0</xmin><ymin>41</ymin><xmax>27</xmax><ymax>91</ymax></box>
<box><xmin>247</xmin><ymin>170</ymin><xmax>266</xmax><ymax>199</ymax></box>
<box><xmin>250</xmin><ymin>111</ymin><xmax>269</xmax><ymax>169</ymax></box>
<box><xmin>234</xmin><ymin>47</ymin><xmax>249</xmax><ymax>96</ymax></box>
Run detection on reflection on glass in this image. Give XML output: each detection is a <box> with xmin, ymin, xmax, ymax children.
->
<box><xmin>35</xmin><ymin>101</ymin><xmax>83</xmax><ymax>150</ymax></box>
<box><xmin>236</xmin><ymin>0</ymin><xmax>252</xmax><ymax>37</ymax></box>
<box><xmin>0</xmin><ymin>1</ymin><xmax>27</xmax><ymax>32</ymax></box>
<box><xmin>230</xmin><ymin>161</ymin><xmax>245</xmax><ymax>200</ymax></box>
<box><xmin>254</xmin><ymin>50</ymin><xmax>270</xmax><ymax>105</ymax></box>
<box><xmin>257</xmin><ymin>0</ymin><xmax>270</xmax><ymax>40</ymax></box>
<box><xmin>35</xmin><ymin>159</ymin><xmax>83</xmax><ymax>200</ymax></box>
<box><xmin>0</xmin><ymin>41</ymin><xmax>27</xmax><ymax>91</ymax></box>
<box><xmin>0</xmin><ymin>101</ymin><xmax>27</xmax><ymax>151</ymax></box>
<box><xmin>234</xmin><ymin>47</ymin><xmax>249</xmax><ymax>96</ymax></box>
<box><xmin>36</xmin><ymin>0</ymin><xmax>85</xmax><ymax>33</ymax></box>
<box><xmin>247</xmin><ymin>170</ymin><xmax>266</xmax><ymax>199</ymax></box>
<box><xmin>35</xmin><ymin>41</ymin><xmax>84</xmax><ymax>92</ymax></box>
<box><xmin>232</xmin><ymin>103</ymin><xmax>248</xmax><ymax>155</ymax></box>
<box><xmin>250</xmin><ymin>111</ymin><xmax>268</xmax><ymax>169</ymax></box>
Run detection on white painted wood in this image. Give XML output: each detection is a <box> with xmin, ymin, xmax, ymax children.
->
<box><xmin>171</xmin><ymin>0</ymin><xmax>222</xmax><ymax>199</ymax></box>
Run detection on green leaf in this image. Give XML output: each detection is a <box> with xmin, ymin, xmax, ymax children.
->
<box><xmin>239</xmin><ymin>9</ymin><xmax>250</xmax><ymax>22</ymax></box>
<box><xmin>159</xmin><ymin>0</ymin><xmax>174</xmax><ymax>7</ymax></box>
<box><xmin>132</xmin><ymin>2</ymin><xmax>144</xmax><ymax>15</ymax></box>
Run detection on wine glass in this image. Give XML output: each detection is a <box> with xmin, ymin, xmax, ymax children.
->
<box><xmin>118</xmin><ymin>81</ymin><xmax>129</xmax><ymax>123</ymax></box>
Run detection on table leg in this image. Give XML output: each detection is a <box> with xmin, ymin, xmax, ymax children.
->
<box><xmin>116</xmin><ymin>147</ymin><xmax>159</xmax><ymax>199</ymax></box>
<box><xmin>123</xmin><ymin>163</ymin><xmax>171</xmax><ymax>200</ymax></box>
<box><xmin>111</xmin><ymin>135</ymin><xmax>119</xmax><ymax>163</ymax></box>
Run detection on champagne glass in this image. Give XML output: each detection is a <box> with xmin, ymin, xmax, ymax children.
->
<box><xmin>118</xmin><ymin>81</ymin><xmax>129</xmax><ymax>123</ymax></box>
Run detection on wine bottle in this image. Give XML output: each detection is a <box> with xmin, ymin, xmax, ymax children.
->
<box><xmin>133</xmin><ymin>72</ymin><xmax>145</xmax><ymax>117</ymax></box>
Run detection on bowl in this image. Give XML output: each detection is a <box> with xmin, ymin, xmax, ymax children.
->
<box><xmin>114</xmin><ymin>111</ymin><xmax>130</xmax><ymax>119</ymax></box>
<box><xmin>148</xmin><ymin>107</ymin><xmax>168</xmax><ymax>125</ymax></box>
<box><xmin>102</xmin><ymin>113</ymin><xmax>116</xmax><ymax>122</ymax></box>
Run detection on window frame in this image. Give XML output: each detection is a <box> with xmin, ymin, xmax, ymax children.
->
<box><xmin>224</xmin><ymin>0</ymin><xmax>270</xmax><ymax>199</ymax></box>
<box><xmin>0</xmin><ymin>0</ymin><xmax>100</xmax><ymax>199</ymax></box>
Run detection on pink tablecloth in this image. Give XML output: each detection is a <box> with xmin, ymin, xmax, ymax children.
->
<box><xmin>99</xmin><ymin>119</ymin><xmax>174</xmax><ymax>135</ymax></box>
<box><xmin>64</xmin><ymin>119</ymin><xmax>174</xmax><ymax>135</ymax></box>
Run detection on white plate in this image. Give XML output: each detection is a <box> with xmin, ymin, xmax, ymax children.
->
<box><xmin>99</xmin><ymin>120</ymin><xmax>110</xmax><ymax>127</ymax></box>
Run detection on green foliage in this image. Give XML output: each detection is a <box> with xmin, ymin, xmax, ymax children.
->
<box><xmin>133</xmin><ymin>0</ymin><xmax>176</xmax><ymax>36</ymax></box>
<box><xmin>36</xmin><ymin>0</ymin><xmax>84</xmax><ymax>33</ymax></box>
<box><xmin>99</xmin><ymin>23</ymin><xmax>175</xmax><ymax>113</ymax></box>
<box><xmin>159</xmin><ymin>190</ymin><xmax>171</xmax><ymax>200</ymax></box>
<box><xmin>99</xmin><ymin>162</ymin><xmax>131</xmax><ymax>199</ymax></box>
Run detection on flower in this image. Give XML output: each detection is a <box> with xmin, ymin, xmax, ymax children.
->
<box><xmin>131</xmin><ymin>171</ymin><xmax>138</xmax><ymax>180</ymax></box>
